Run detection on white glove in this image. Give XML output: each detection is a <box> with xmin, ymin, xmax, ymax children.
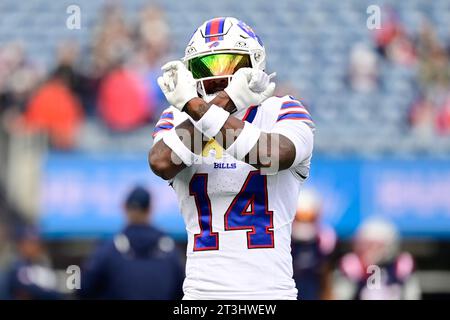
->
<box><xmin>224</xmin><ymin>68</ymin><xmax>276</xmax><ymax>112</ymax></box>
<box><xmin>157</xmin><ymin>61</ymin><xmax>198</xmax><ymax>111</ymax></box>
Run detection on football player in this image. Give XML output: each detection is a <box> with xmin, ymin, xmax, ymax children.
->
<box><xmin>291</xmin><ymin>189</ymin><xmax>336</xmax><ymax>300</ymax></box>
<box><xmin>149</xmin><ymin>17</ymin><xmax>315</xmax><ymax>299</ymax></box>
<box><xmin>335</xmin><ymin>218</ymin><xmax>421</xmax><ymax>300</ymax></box>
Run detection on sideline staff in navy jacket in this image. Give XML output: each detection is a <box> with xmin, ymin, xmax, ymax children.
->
<box><xmin>80</xmin><ymin>186</ymin><xmax>184</xmax><ymax>299</ymax></box>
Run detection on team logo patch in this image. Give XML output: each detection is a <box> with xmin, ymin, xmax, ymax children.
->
<box><xmin>208</xmin><ymin>41</ymin><xmax>220</xmax><ymax>48</ymax></box>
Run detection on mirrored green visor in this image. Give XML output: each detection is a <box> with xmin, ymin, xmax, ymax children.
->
<box><xmin>188</xmin><ymin>53</ymin><xmax>252</xmax><ymax>79</ymax></box>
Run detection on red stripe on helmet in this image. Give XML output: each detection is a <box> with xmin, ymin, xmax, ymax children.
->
<box><xmin>208</xmin><ymin>18</ymin><xmax>221</xmax><ymax>42</ymax></box>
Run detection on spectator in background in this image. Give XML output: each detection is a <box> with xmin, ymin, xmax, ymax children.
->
<box><xmin>54</xmin><ymin>41</ymin><xmax>82</xmax><ymax>93</ymax></box>
<box><xmin>5</xmin><ymin>226</ymin><xmax>63</xmax><ymax>300</ymax></box>
<box><xmin>408</xmin><ymin>19</ymin><xmax>450</xmax><ymax>136</ymax></box>
<box><xmin>374</xmin><ymin>6</ymin><xmax>402</xmax><ymax>58</ymax></box>
<box><xmin>79</xmin><ymin>186</ymin><xmax>184</xmax><ymax>300</ymax></box>
<box><xmin>91</xmin><ymin>5</ymin><xmax>133</xmax><ymax>77</ymax></box>
<box><xmin>97</xmin><ymin>64</ymin><xmax>152</xmax><ymax>132</ymax></box>
<box><xmin>291</xmin><ymin>189</ymin><xmax>336</xmax><ymax>300</ymax></box>
<box><xmin>138</xmin><ymin>4</ymin><xmax>170</xmax><ymax>70</ymax></box>
<box><xmin>22</xmin><ymin>64</ymin><xmax>84</xmax><ymax>149</ymax></box>
<box><xmin>416</xmin><ymin>21</ymin><xmax>450</xmax><ymax>94</ymax></box>
<box><xmin>409</xmin><ymin>93</ymin><xmax>437</xmax><ymax>138</ymax></box>
<box><xmin>348</xmin><ymin>43</ymin><xmax>379</xmax><ymax>93</ymax></box>
<box><xmin>137</xmin><ymin>4</ymin><xmax>171</xmax><ymax>118</ymax></box>
<box><xmin>334</xmin><ymin>218</ymin><xmax>421</xmax><ymax>300</ymax></box>
<box><xmin>94</xmin><ymin>4</ymin><xmax>163</xmax><ymax>131</ymax></box>
<box><xmin>374</xmin><ymin>6</ymin><xmax>416</xmax><ymax>66</ymax></box>
<box><xmin>436</xmin><ymin>94</ymin><xmax>450</xmax><ymax>135</ymax></box>
<box><xmin>54</xmin><ymin>40</ymin><xmax>99</xmax><ymax>117</ymax></box>
<box><xmin>409</xmin><ymin>91</ymin><xmax>450</xmax><ymax>137</ymax></box>
<box><xmin>0</xmin><ymin>42</ymin><xmax>42</xmax><ymax>119</ymax></box>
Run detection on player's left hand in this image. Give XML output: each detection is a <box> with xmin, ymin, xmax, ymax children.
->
<box><xmin>224</xmin><ymin>68</ymin><xmax>276</xmax><ymax>112</ymax></box>
<box><xmin>157</xmin><ymin>61</ymin><xmax>198</xmax><ymax>111</ymax></box>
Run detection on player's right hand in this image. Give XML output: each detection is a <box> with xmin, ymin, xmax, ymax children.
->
<box><xmin>157</xmin><ymin>61</ymin><xmax>198</xmax><ymax>111</ymax></box>
<box><xmin>224</xmin><ymin>68</ymin><xmax>276</xmax><ymax>112</ymax></box>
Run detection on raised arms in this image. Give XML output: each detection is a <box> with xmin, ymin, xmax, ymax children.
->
<box><xmin>149</xmin><ymin>62</ymin><xmax>313</xmax><ymax>180</ymax></box>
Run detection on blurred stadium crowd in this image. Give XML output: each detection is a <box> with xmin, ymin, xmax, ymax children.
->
<box><xmin>0</xmin><ymin>0</ymin><xmax>450</xmax><ymax>299</ymax></box>
<box><xmin>0</xmin><ymin>2</ymin><xmax>171</xmax><ymax>150</ymax></box>
<box><xmin>0</xmin><ymin>0</ymin><xmax>449</xmax><ymax>153</ymax></box>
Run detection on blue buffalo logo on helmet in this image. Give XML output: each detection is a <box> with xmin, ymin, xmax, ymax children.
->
<box><xmin>208</xmin><ymin>41</ymin><xmax>220</xmax><ymax>49</ymax></box>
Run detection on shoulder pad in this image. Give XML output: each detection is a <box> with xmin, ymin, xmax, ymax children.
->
<box><xmin>340</xmin><ymin>253</ymin><xmax>365</xmax><ymax>281</ymax></box>
<box><xmin>395</xmin><ymin>252</ymin><xmax>415</xmax><ymax>280</ymax></box>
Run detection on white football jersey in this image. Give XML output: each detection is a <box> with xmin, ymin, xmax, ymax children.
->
<box><xmin>152</xmin><ymin>95</ymin><xmax>314</xmax><ymax>300</ymax></box>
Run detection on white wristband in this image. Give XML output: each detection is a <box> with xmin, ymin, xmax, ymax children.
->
<box><xmin>196</xmin><ymin>104</ymin><xmax>229</xmax><ymax>138</ymax></box>
<box><xmin>162</xmin><ymin>129</ymin><xmax>200</xmax><ymax>166</ymax></box>
<box><xmin>226</xmin><ymin>121</ymin><xmax>261</xmax><ymax>160</ymax></box>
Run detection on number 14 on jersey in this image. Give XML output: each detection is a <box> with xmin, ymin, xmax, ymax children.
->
<box><xmin>189</xmin><ymin>170</ymin><xmax>275</xmax><ymax>251</ymax></box>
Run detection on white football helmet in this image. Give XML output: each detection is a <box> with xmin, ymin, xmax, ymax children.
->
<box><xmin>355</xmin><ymin>218</ymin><xmax>400</xmax><ymax>265</ymax></box>
<box><xmin>182</xmin><ymin>17</ymin><xmax>266</xmax><ymax>100</ymax></box>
